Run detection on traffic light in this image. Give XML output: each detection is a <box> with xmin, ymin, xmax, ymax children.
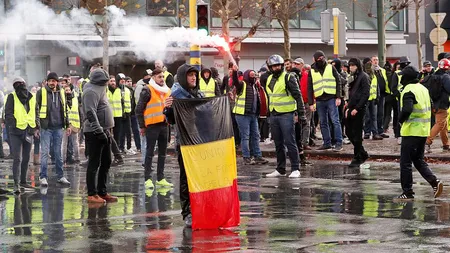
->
<box><xmin>320</xmin><ymin>10</ymin><xmax>331</xmax><ymax>43</ymax></box>
<box><xmin>197</xmin><ymin>3</ymin><xmax>210</xmax><ymax>35</ymax></box>
<box><xmin>338</xmin><ymin>12</ymin><xmax>347</xmax><ymax>57</ymax></box>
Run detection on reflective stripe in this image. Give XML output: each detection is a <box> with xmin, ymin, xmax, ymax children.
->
<box><xmin>407</xmin><ymin>118</ymin><xmax>429</xmax><ymax>123</ymax></box>
<box><xmin>234</xmin><ymin>104</ymin><xmax>245</xmax><ymax>108</ymax></box>
<box><xmin>146</xmin><ymin>103</ymin><xmax>162</xmax><ymax>109</ymax></box>
<box><xmin>313</xmin><ymin>79</ymin><xmax>336</xmax><ymax>85</ymax></box>
<box><xmin>144</xmin><ymin>112</ymin><xmax>164</xmax><ymax>119</ymax></box>
<box><xmin>412</xmin><ymin>107</ymin><xmax>431</xmax><ymax>114</ymax></box>
<box><xmin>268</xmin><ymin>94</ymin><xmax>286</xmax><ymax>97</ymax></box>
<box><xmin>271</xmin><ymin>101</ymin><xmax>297</xmax><ymax>106</ymax></box>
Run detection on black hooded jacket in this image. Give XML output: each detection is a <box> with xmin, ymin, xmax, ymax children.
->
<box><xmin>346</xmin><ymin>60</ymin><xmax>370</xmax><ymax>112</ymax></box>
<box><xmin>201</xmin><ymin>68</ymin><xmax>221</xmax><ymax>96</ymax></box>
<box><xmin>233</xmin><ymin>70</ymin><xmax>260</xmax><ymax>115</ymax></box>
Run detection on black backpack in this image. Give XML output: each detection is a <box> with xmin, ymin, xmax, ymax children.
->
<box><xmin>421</xmin><ymin>74</ymin><xmax>441</xmax><ymax>101</ymax></box>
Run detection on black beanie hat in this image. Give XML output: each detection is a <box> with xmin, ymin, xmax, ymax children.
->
<box><xmin>313</xmin><ymin>50</ymin><xmax>325</xmax><ymax>61</ymax></box>
<box><xmin>438</xmin><ymin>52</ymin><xmax>448</xmax><ymax>61</ymax></box>
<box><xmin>348</xmin><ymin>58</ymin><xmax>360</xmax><ymax>66</ymax></box>
<box><xmin>47</xmin><ymin>72</ymin><xmax>59</xmax><ymax>81</ymax></box>
<box><xmin>362</xmin><ymin>57</ymin><xmax>372</xmax><ymax>66</ymax></box>
<box><xmin>399</xmin><ymin>65</ymin><xmax>420</xmax><ymax>85</ymax></box>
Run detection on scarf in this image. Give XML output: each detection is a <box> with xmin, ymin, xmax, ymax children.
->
<box><xmin>149</xmin><ymin>78</ymin><xmax>170</xmax><ymax>94</ymax></box>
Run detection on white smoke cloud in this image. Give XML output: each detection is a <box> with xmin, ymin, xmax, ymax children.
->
<box><xmin>0</xmin><ymin>0</ymin><xmax>230</xmax><ymax>62</ymax></box>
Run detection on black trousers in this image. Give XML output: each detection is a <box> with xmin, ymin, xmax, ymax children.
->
<box><xmin>85</xmin><ymin>131</ymin><xmax>112</xmax><ymax>196</ymax></box>
<box><xmin>294</xmin><ymin>122</ymin><xmax>304</xmax><ymax>154</ymax></box>
<box><xmin>119</xmin><ymin>116</ymin><xmax>132</xmax><ymax>151</ymax></box>
<box><xmin>231</xmin><ymin>113</ymin><xmax>241</xmax><ymax>146</ymax></box>
<box><xmin>113</xmin><ymin>117</ymin><xmax>123</xmax><ymax>150</ymax></box>
<box><xmin>177</xmin><ymin>145</ymin><xmax>191</xmax><ymax>219</ymax></box>
<box><xmin>345</xmin><ymin>109</ymin><xmax>367</xmax><ymax>161</ymax></box>
<box><xmin>144</xmin><ymin>123</ymin><xmax>168</xmax><ymax>181</ymax></box>
<box><xmin>259</xmin><ymin>117</ymin><xmax>270</xmax><ymax>141</ymax></box>
<box><xmin>384</xmin><ymin>94</ymin><xmax>400</xmax><ymax>137</ymax></box>
<box><xmin>400</xmin><ymin>136</ymin><xmax>438</xmax><ymax>194</ymax></box>
<box><xmin>10</xmin><ymin>133</ymin><xmax>32</xmax><ymax>184</ymax></box>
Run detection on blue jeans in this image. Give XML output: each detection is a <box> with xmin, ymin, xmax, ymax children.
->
<box><xmin>364</xmin><ymin>100</ymin><xmax>378</xmax><ymax>136</ymax></box>
<box><xmin>235</xmin><ymin>114</ymin><xmax>262</xmax><ymax>158</ymax></box>
<box><xmin>316</xmin><ymin>99</ymin><xmax>343</xmax><ymax>147</ymax></box>
<box><xmin>141</xmin><ymin>135</ymin><xmax>146</xmax><ymax>163</ymax></box>
<box><xmin>270</xmin><ymin>112</ymin><xmax>299</xmax><ymax>173</ymax></box>
<box><xmin>40</xmin><ymin>128</ymin><xmax>64</xmax><ymax>179</ymax></box>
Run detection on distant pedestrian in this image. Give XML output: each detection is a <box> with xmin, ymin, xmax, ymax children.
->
<box><xmin>395</xmin><ymin>66</ymin><xmax>443</xmax><ymax>200</ymax></box>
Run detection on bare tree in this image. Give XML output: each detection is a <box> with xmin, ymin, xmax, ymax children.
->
<box><xmin>270</xmin><ymin>0</ymin><xmax>315</xmax><ymax>59</ymax></box>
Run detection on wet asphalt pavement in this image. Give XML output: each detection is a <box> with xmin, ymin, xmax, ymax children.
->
<box><xmin>2</xmin><ymin>154</ymin><xmax>450</xmax><ymax>252</ymax></box>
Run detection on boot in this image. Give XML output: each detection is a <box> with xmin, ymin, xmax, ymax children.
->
<box><xmin>33</xmin><ymin>154</ymin><xmax>40</xmax><ymax>165</ymax></box>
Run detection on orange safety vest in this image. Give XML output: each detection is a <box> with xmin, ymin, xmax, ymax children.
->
<box><xmin>144</xmin><ymin>85</ymin><xmax>171</xmax><ymax>126</ymax></box>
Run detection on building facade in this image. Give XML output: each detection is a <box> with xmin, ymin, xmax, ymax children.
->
<box><xmin>0</xmin><ymin>0</ymin><xmax>433</xmax><ymax>87</ymax></box>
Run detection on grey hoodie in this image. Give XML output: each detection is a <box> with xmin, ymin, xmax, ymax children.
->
<box><xmin>82</xmin><ymin>69</ymin><xmax>114</xmax><ymax>134</ymax></box>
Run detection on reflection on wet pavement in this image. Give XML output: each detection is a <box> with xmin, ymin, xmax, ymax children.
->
<box><xmin>1</xmin><ymin>158</ymin><xmax>450</xmax><ymax>252</ymax></box>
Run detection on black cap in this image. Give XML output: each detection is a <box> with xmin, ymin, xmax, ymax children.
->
<box><xmin>47</xmin><ymin>72</ymin><xmax>59</xmax><ymax>81</ymax></box>
<box><xmin>313</xmin><ymin>50</ymin><xmax>325</xmax><ymax>61</ymax></box>
<box><xmin>362</xmin><ymin>57</ymin><xmax>372</xmax><ymax>65</ymax></box>
<box><xmin>423</xmin><ymin>61</ymin><xmax>432</xmax><ymax>67</ymax></box>
<box><xmin>399</xmin><ymin>56</ymin><xmax>411</xmax><ymax>64</ymax></box>
<box><xmin>399</xmin><ymin>65</ymin><xmax>420</xmax><ymax>78</ymax></box>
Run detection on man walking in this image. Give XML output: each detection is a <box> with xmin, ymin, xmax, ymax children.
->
<box><xmin>307</xmin><ymin>50</ymin><xmax>343</xmax><ymax>151</ymax></box>
<box><xmin>83</xmin><ymin>68</ymin><xmax>118</xmax><ymax>203</ymax></box>
<box><xmin>396</xmin><ymin>66</ymin><xmax>443</xmax><ymax>200</ymax></box>
<box><xmin>36</xmin><ymin>72</ymin><xmax>71</xmax><ymax>187</ymax></box>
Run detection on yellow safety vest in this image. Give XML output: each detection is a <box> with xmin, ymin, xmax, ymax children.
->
<box><xmin>123</xmin><ymin>87</ymin><xmax>131</xmax><ymax>113</ymax></box>
<box><xmin>199</xmin><ymin>78</ymin><xmax>216</xmax><ymax>98</ymax></box>
<box><xmin>163</xmin><ymin>71</ymin><xmax>172</xmax><ymax>83</ymax></box>
<box><xmin>395</xmin><ymin>70</ymin><xmax>403</xmax><ymax>93</ymax></box>
<box><xmin>39</xmin><ymin>89</ymin><xmax>66</xmax><ymax>119</ymax></box>
<box><xmin>107</xmin><ymin>88</ymin><xmax>123</xmax><ymax>118</ymax></box>
<box><xmin>67</xmin><ymin>94</ymin><xmax>80</xmax><ymax>129</ymax></box>
<box><xmin>311</xmin><ymin>65</ymin><xmax>336</xmax><ymax>98</ymax></box>
<box><xmin>381</xmin><ymin>69</ymin><xmax>390</xmax><ymax>94</ymax></box>
<box><xmin>266</xmin><ymin>72</ymin><xmax>297</xmax><ymax>113</ymax></box>
<box><xmin>11</xmin><ymin>92</ymin><xmax>36</xmax><ymax>130</ymax></box>
<box><xmin>400</xmin><ymin>83</ymin><xmax>431</xmax><ymax>137</ymax></box>
<box><xmin>369</xmin><ymin>75</ymin><xmax>378</xmax><ymax>101</ymax></box>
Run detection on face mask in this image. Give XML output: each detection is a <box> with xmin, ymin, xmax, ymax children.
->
<box><xmin>316</xmin><ymin>59</ymin><xmax>325</xmax><ymax>68</ymax></box>
<box><xmin>66</xmin><ymin>93</ymin><xmax>73</xmax><ymax>99</ymax></box>
<box><xmin>16</xmin><ymin>83</ymin><xmax>27</xmax><ymax>91</ymax></box>
<box><xmin>250</xmin><ymin>77</ymin><xmax>256</xmax><ymax>83</ymax></box>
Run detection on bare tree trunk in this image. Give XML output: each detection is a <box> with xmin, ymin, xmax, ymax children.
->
<box><xmin>282</xmin><ymin>17</ymin><xmax>291</xmax><ymax>59</ymax></box>
<box><xmin>415</xmin><ymin>0</ymin><xmax>422</xmax><ymax>68</ymax></box>
<box><xmin>102</xmin><ymin>15</ymin><xmax>109</xmax><ymax>72</ymax></box>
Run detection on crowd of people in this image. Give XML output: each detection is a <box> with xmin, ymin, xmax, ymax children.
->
<box><xmin>0</xmin><ymin>50</ymin><xmax>449</xmax><ymax>227</ymax></box>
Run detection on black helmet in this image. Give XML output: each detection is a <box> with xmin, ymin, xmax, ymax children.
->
<box><xmin>267</xmin><ymin>55</ymin><xmax>284</xmax><ymax>67</ymax></box>
<box><xmin>399</xmin><ymin>56</ymin><xmax>411</xmax><ymax>65</ymax></box>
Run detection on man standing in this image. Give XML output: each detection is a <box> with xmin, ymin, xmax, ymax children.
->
<box><xmin>62</xmin><ymin>84</ymin><xmax>80</xmax><ymax>165</ymax></box>
<box><xmin>83</xmin><ymin>68</ymin><xmax>118</xmax><ymax>203</ymax></box>
<box><xmin>420</xmin><ymin>61</ymin><xmax>435</xmax><ymax>81</ymax></box>
<box><xmin>121</xmin><ymin>76</ymin><xmax>134</xmax><ymax>155</ymax></box>
<box><xmin>395</xmin><ymin>66</ymin><xmax>443</xmax><ymax>200</ymax></box>
<box><xmin>108</xmin><ymin>74</ymin><xmax>125</xmax><ymax>152</ymax></box>
<box><xmin>199</xmin><ymin>68</ymin><xmax>220</xmax><ymax>97</ymax></box>
<box><xmin>155</xmin><ymin>60</ymin><xmax>174</xmax><ymax>88</ymax></box>
<box><xmin>284</xmin><ymin>58</ymin><xmax>293</xmax><ymax>72</ymax></box>
<box><xmin>5</xmin><ymin>77</ymin><xmax>37</xmax><ymax>193</ymax></box>
<box><xmin>264</xmin><ymin>55</ymin><xmax>307</xmax><ymax>178</ymax></box>
<box><xmin>426</xmin><ymin>59</ymin><xmax>450</xmax><ymax>152</ymax></box>
<box><xmin>371</xmin><ymin>55</ymin><xmax>389</xmax><ymax>139</ymax></box>
<box><xmin>307</xmin><ymin>50</ymin><xmax>343</xmax><ymax>151</ymax></box>
<box><xmin>36</xmin><ymin>72</ymin><xmax>71</xmax><ymax>187</ymax></box>
<box><xmin>115</xmin><ymin>73</ymin><xmax>132</xmax><ymax>154</ymax></box>
<box><xmin>363</xmin><ymin>58</ymin><xmax>383</xmax><ymax>140</ymax></box>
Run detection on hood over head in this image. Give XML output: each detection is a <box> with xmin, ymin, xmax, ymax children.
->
<box><xmin>176</xmin><ymin>64</ymin><xmax>200</xmax><ymax>95</ymax></box>
<box><xmin>348</xmin><ymin>58</ymin><xmax>363</xmax><ymax>73</ymax></box>
<box><xmin>90</xmin><ymin>69</ymin><xmax>110</xmax><ymax>86</ymax></box>
<box><xmin>332</xmin><ymin>59</ymin><xmax>342</xmax><ymax>72</ymax></box>
<box><xmin>243</xmin><ymin>70</ymin><xmax>256</xmax><ymax>84</ymax></box>
<box><xmin>201</xmin><ymin>68</ymin><xmax>212</xmax><ymax>80</ymax></box>
<box><xmin>210</xmin><ymin>67</ymin><xmax>219</xmax><ymax>79</ymax></box>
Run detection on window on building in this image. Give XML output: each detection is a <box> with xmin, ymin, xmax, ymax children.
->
<box><xmin>211</xmin><ymin>0</ymin><xmax>240</xmax><ymax>28</ymax></box>
<box><xmin>300</xmin><ymin>0</ymin><xmax>326</xmax><ymax>29</ymax></box>
<box><xmin>43</xmin><ymin>0</ymin><xmax>81</xmax><ymax>14</ymax></box>
<box><xmin>241</xmin><ymin>0</ymin><xmax>270</xmax><ymax>29</ymax></box>
<box><xmin>146</xmin><ymin>0</ymin><xmax>179</xmax><ymax>26</ymax></box>
<box><xmin>327</xmin><ymin>0</ymin><xmax>353</xmax><ymax>29</ymax></box>
<box><xmin>270</xmin><ymin>1</ymin><xmax>302</xmax><ymax>29</ymax></box>
<box><xmin>120</xmin><ymin>0</ymin><xmax>146</xmax><ymax>16</ymax></box>
<box><xmin>353</xmin><ymin>0</ymin><xmax>377</xmax><ymax>30</ymax></box>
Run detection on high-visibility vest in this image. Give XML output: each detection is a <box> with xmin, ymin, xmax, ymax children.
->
<box><xmin>395</xmin><ymin>70</ymin><xmax>404</xmax><ymax>93</ymax></box>
<box><xmin>400</xmin><ymin>83</ymin><xmax>431</xmax><ymax>137</ymax></box>
<box><xmin>144</xmin><ymin>85</ymin><xmax>171</xmax><ymax>126</ymax></box>
<box><xmin>67</xmin><ymin>94</ymin><xmax>80</xmax><ymax>129</ymax></box>
<box><xmin>233</xmin><ymin>82</ymin><xmax>268</xmax><ymax>115</ymax></box>
<box><xmin>11</xmin><ymin>92</ymin><xmax>36</xmax><ymax>130</ymax></box>
<box><xmin>199</xmin><ymin>78</ymin><xmax>216</xmax><ymax>98</ymax></box>
<box><xmin>123</xmin><ymin>87</ymin><xmax>131</xmax><ymax>113</ymax></box>
<box><xmin>39</xmin><ymin>89</ymin><xmax>66</xmax><ymax>119</ymax></box>
<box><xmin>266</xmin><ymin>72</ymin><xmax>297</xmax><ymax>113</ymax></box>
<box><xmin>381</xmin><ymin>68</ymin><xmax>390</xmax><ymax>94</ymax></box>
<box><xmin>163</xmin><ymin>71</ymin><xmax>172</xmax><ymax>83</ymax></box>
<box><xmin>311</xmin><ymin>65</ymin><xmax>336</xmax><ymax>98</ymax></box>
<box><xmin>369</xmin><ymin>76</ymin><xmax>378</xmax><ymax>101</ymax></box>
<box><xmin>107</xmin><ymin>88</ymin><xmax>123</xmax><ymax>118</ymax></box>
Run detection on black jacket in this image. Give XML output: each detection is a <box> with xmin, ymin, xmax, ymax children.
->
<box><xmin>347</xmin><ymin>71</ymin><xmax>370</xmax><ymax>112</ymax></box>
<box><xmin>233</xmin><ymin>70</ymin><xmax>260</xmax><ymax>115</ymax></box>
<box><xmin>307</xmin><ymin>63</ymin><xmax>342</xmax><ymax>103</ymax></box>
<box><xmin>35</xmin><ymin>85</ymin><xmax>68</xmax><ymax>130</ymax></box>
<box><xmin>5</xmin><ymin>91</ymin><xmax>37</xmax><ymax>135</ymax></box>
<box><xmin>429</xmin><ymin>70</ymin><xmax>450</xmax><ymax>110</ymax></box>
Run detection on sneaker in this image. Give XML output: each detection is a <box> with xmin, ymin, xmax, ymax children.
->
<box><xmin>333</xmin><ymin>145</ymin><xmax>343</xmax><ymax>152</ymax></box>
<box><xmin>266</xmin><ymin>170</ymin><xmax>286</xmax><ymax>178</ymax></box>
<box><xmin>20</xmin><ymin>183</ymin><xmax>35</xmax><ymax>192</ymax></box>
<box><xmin>57</xmin><ymin>177</ymin><xmax>71</xmax><ymax>186</ymax></box>
<box><xmin>99</xmin><ymin>193</ymin><xmax>118</xmax><ymax>202</ymax></box>
<box><xmin>243</xmin><ymin>157</ymin><xmax>256</xmax><ymax>165</ymax></box>
<box><xmin>157</xmin><ymin>187</ymin><xmax>171</xmax><ymax>196</ymax></box>
<box><xmin>380</xmin><ymin>133</ymin><xmax>389</xmax><ymax>138</ymax></box>
<box><xmin>426</xmin><ymin>144</ymin><xmax>432</xmax><ymax>154</ymax></box>
<box><xmin>394</xmin><ymin>192</ymin><xmax>414</xmax><ymax>201</ymax></box>
<box><xmin>145</xmin><ymin>179</ymin><xmax>154</xmax><ymax>189</ymax></box>
<box><xmin>288</xmin><ymin>170</ymin><xmax>301</xmax><ymax>178</ymax></box>
<box><xmin>0</xmin><ymin>188</ymin><xmax>10</xmax><ymax>195</ymax></box>
<box><xmin>364</xmin><ymin>135</ymin><xmax>370</xmax><ymax>139</ymax></box>
<box><xmin>264</xmin><ymin>138</ymin><xmax>273</xmax><ymax>145</ymax></box>
<box><xmin>373</xmin><ymin>134</ymin><xmax>383</xmax><ymax>140</ymax></box>
<box><xmin>343</xmin><ymin>138</ymin><xmax>351</xmax><ymax>145</ymax></box>
<box><xmin>317</xmin><ymin>145</ymin><xmax>332</xmax><ymax>151</ymax></box>
<box><xmin>254</xmin><ymin>157</ymin><xmax>268</xmax><ymax>165</ymax></box>
<box><xmin>433</xmin><ymin>180</ymin><xmax>444</xmax><ymax>198</ymax></box>
<box><xmin>156</xmin><ymin>178</ymin><xmax>174</xmax><ymax>188</ymax></box>
<box><xmin>397</xmin><ymin>137</ymin><xmax>402</xmax><ymax>145</ymax></box>
<box><xmin>88</xmin><ymin>195</ymin><xmax>106</xmax><ymax>203</ymax></box>
<box><xmin>39</xmin><ymin>177</ymin><xmax>48</xmax><ymax>187</ymax></box>
<box><xmin>13</xmin><ymin>184</ymin><xmax>20</xmax><ymax>194</ymax></box>
<box><xmin>184</xmin><ymin>214</ymin><xmax>192</xmax><ymax>228</ymax></box>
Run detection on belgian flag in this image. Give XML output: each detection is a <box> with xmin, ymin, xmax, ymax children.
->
<box><xmin>173</xmin><ymin>96</ymin><xmax>240</xmax><ymax>230</ymax></box>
